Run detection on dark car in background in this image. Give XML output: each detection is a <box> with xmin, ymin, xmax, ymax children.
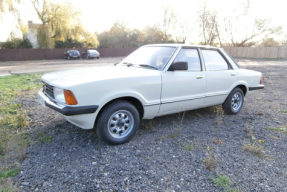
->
<box><xmin>82</xmin><ymin>50</ymin><xmax>100</xmax><ymax>59</ymax></box>
<box><xmin>64</xmin><ymin>50</ymin><xmax>80</xmax><ymax>60</ymax></box>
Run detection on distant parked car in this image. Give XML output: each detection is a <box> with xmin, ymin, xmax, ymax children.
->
<box><xmin>64</xmin><ymin>50</ymin><xmax>80</xmax><ymax>60</ymax></box>
<box><xmin>82</xmin><ymin>50</ymin><xmax>100</xmax><ymax>59</ymax></box>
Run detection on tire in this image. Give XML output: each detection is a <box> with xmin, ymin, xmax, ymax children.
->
<box><xmin>97</xmin><ymin>57</ymin><xmax>100</xmax><ymax>59</ymax></box>
<box><xmin>222</xmin><ymin>87</ymin><xmax>244</xmax><ymax>115</ymax></box>
<box><xmin>96</xmin><ymin>100</ymin><xmax>140</xmax><ymax>145</ymax></box>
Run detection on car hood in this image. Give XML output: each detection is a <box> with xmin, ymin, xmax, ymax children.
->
<box><xmin>41</xmin><ymin>66</ymin><xmax>161</xmax><ymax>88</ymax></box>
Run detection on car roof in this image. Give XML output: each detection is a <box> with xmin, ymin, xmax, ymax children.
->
<box><xmin>143</xmin><ymin>44</ymin><xmax>220</xmax><ymax>49</ymax></box>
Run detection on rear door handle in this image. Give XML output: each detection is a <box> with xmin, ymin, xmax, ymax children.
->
<box><xmin>196</xmin><ymin>76</ymin><xmax>204</xmax><ymax>79</ymax></box>
<box><xmin>231</xmin><ymin>73</ymin><xmax>236</xmax><ymax>76</ymax></box>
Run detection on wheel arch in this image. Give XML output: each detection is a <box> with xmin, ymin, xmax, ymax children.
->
<box><xmin>93</xmin><ymin>96</ymin><xmax>144</xmax><ymax>128</ymax></box>
<box><xmin>236</xmin><ymin>84</ymin><xmax>247</xmax><ymax>96</ymax></box>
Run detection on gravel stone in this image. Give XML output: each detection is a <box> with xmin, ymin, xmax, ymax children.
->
<box><xmin>13</xmin><ymin>60</ymin><xmax>287</xmax><ymax>191</ymax></box>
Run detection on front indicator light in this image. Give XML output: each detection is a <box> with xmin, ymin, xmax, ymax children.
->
<box><xmin>64</xmin><ymin>90</ymin><xmax>78</xmax><ymax>105</ymax></box>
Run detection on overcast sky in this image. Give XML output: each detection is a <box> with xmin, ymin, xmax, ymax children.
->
<box><xmin>0</xmin><ymin>0</ymin><xmax>286</xmax><ymax>42</ymax></box>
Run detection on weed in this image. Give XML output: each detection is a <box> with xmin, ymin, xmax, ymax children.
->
<box><xmin>212</xmin><ymin>175</ymin><xmax>240</xmax><ymax>192</ymax></box>
<box><xmin>168</xmin><ymin>112</ymin><xmax>185</xmax><ymax>139</ymax></box>
<box><xmin>144</xmin><ymin>120</ymin><xmax>154</xmax><ymax>130</ymax></box>
<box><xmin>212</xmin><ymin>139</ymin><xmax>222</xmax><ymax>144</ymax></box>
<box><xmin>281</xmin><ymin>110</ymin><xmax>287</xmax><ymax>113</ymax></box>
<box><xmin>215</xmin><ymin>107</ymin><xmax>224</xmax><ymax>126</ymax></box>
<box><xmin>243</xmin><ymin>140</ymin><xmax>265</xmax><ymax>157</ymax></box>
<box><xmin>266</xmin><ymin>125</ymin><xmax>287</xmax><ymax>135</ymax></box>
<box><xmin>204</xmin><ymin>146</ymin><xmax>217</xmax><ymax>171</ymax></box>
<box><xmin>182</xmin><ymin>143</ymin><xmax>196</xmax><ymax>151</ymax></box>
<box><xmin>157</xmin><ymin>135</ymin><xmax>165</xmax><ymax>141</ymax></box>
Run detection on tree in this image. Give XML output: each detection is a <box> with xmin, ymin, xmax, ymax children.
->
<box><xmin>259</xmin><ymin>38</ymin><xmax>279</xmax><ymax>47</ymax></box>
<box><xmin>0</xmin><ymin>0</ymin><xmax>21</xmax><ymax>19</ymax></box>
<box><xmin>30</xmin><ymin>0</ymin><xmax>82</xmax><ymax>48</ymax></box>
<box><xmin>160</xmin><ymin>6</ymin><xmax>177</xmax><ymax>42</ymax></box>
<box><xmin>197</xmin><ymin>1</ymin><xmax>219</xmax><ymax>46</ymax></box>
<box><xmin>222</xmin><ymin>0</ymin><xmax>282</xmax><ymax>47</ymax></box>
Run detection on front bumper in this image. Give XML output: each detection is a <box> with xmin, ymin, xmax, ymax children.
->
<box><xmin>38</xmin><ymin>89</ymin><xmax>99</xmax><ymax>129</ymax></box>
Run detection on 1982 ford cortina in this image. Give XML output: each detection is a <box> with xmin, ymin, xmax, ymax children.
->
<box><xmin>38</xmin><ymin>44</ymin><xmax>264</xmax><ymax>144</ymax></box>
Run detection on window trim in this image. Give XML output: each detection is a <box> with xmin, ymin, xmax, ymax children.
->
<box><xmin>172</xmin><ymin>47</ymin><xmax>203</xmax><ymax>72</ymax></box>
<box><xmin>199</xmin><ymin>48</ymin><xmax>234</xmax><ymax>71</ymax></box>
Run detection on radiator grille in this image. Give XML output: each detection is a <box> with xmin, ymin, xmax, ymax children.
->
<box><xmin>42</xmin><ymin>81</ymin><xmax>54</xmax><ymax>99</ymax></box>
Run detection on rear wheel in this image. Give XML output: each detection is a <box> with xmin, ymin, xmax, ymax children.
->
<box><xmin>96</xmin><ymin>101</ymin><xmax>139</xmax><ymax>145</ymax></box>
<box><xmin>222</xmin><ymin>88</ymin><xmax>244</xmax><ymax>115</ymax></box>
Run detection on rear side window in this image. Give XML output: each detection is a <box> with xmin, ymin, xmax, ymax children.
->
<box><xmin>202</xmin><ymin>50</ymin><xmax>229</xmax><ymax>71</ymax></box>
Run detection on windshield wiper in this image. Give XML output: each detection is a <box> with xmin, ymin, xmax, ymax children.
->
<box><xmin>138</xmin><ymin>64</ymin><xmax>158</xmax><ymax>70</ymax></box>
<box><xmin>122</xmin><ymin>62</ymin><xmax>134</xmax><ymax>67</ymax></box>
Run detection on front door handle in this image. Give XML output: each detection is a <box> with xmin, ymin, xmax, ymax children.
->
<box><xmin>196</xmin><ymin>76</ymin><xmax>204</xmax><ymax>79</ymax></box>
<box><xmin>231</xmin><ymin>73</ymin><xmax>236</xmax><ymax>76</ymax></box>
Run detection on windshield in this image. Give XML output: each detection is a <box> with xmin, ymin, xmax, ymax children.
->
<box><xmin>120</xmin><ymin>46</ymin><xmax>176</xmax><ymax>70</ymax></box>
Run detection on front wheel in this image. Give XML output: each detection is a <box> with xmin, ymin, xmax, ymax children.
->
<box><xmin>96</xmin><ymin>101</ymin><xmax>139</xmax><ymax>145</ymax></box>
<box><xmin>222</xmin><ymin>88</ymin><xmax>244</xmax><ymax>115</ymax></box>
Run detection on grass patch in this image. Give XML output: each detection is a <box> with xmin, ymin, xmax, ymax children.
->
<box><xmin>0</xmin><ymin>168</ymin><xmax>20</xmax><ymax>178</ymax></box>
<box><xmin>212</xmin><ymin>175</ymin><xmax>240</xmax><ymax>192</ymax></box>
<box><xmin>0</xmin><ymin>74</ymin><xmax>42</xmax><ymax>190</ymax></box>
<box><xmin>281</xmin><ymin>110</ymin><xmax>287</xmax><ymax>114</ymax></box>
<box><xmin>36</xmin><ymin>132</ymin><xmax>52</xmax><ymax>143</ymax></box>
<box><xmin>266</xmin><ymin>125</ymin><xmax>287</xmax><ymax>135</ymax></box>
<box><xmin>182</xmin><ymin>143</ymin><xmax>196</xmax><ymax>151</ymax></box>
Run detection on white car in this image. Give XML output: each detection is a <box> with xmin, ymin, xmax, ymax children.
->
<box><xmin>38</xmin><ymin>44</ymin><xmax>264</xmax><ymax>144</ymax></box>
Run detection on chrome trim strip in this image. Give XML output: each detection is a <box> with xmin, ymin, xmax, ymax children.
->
<box><xmin>161</xmin><ymin>95</ymin><xmax>205</xmax><ymax>104</ymax></box>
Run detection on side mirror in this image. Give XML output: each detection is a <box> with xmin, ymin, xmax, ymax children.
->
<box><xmin>168</xmin><ymin>61</ymin><xmax>188</xmax><ymax>71</ymax></box>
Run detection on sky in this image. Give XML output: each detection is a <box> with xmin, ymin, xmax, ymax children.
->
<box><xmin>0</xmin><ymin>0</ymin><xmax>286</xmax><ymax>42</ymax></box>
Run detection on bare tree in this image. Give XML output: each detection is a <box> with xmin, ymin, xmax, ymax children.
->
<box><xmin>197</xmin><ymin>1</ymin><xmax>218</xmax><ymax>45</ymax></box>
<box><xmin>223</xmin><ymin>0</ymin><xmax>282</xmax><ymax>47</ymax></box>
<box><xmin>160</xmin><ymin>6</ymin><xmax>177</xmax><ymax>42</ymax></box>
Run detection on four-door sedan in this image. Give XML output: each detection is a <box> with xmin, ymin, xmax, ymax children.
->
<box><xmin>38</xmin><ymin>44</ymin><xmax>264</xmax><ymax>145</ymax></box>
<box><xmin>64</xmin><ymin>50</ymin><xmax>80</xmax><ymax>60</ymax></box>
<box><xmin>82</xmin><ymin>50</ymin><xmax>100</xmax><ymax>59</ymax></box>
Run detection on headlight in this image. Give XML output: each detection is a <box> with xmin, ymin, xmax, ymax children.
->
<box><xmin>53</xmin><ymin>87</ymin><xmax>65</xmax><ymax>103</ymax></box>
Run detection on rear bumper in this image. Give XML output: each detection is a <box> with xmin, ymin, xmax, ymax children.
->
<box><xmin>249</xmin><ymin>85</ymin><xmax>265</xmax><ymax>91</ymax></box>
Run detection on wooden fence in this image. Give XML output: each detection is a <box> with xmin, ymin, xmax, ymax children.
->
<box><xmin>0</xmin><ymin>47</ymin><xmax>138</xmax><ymax>61</ymax></box>
<box><xmin>1</xmin><ymin>46</ymin><xmax>287</xmax><ymax>61</ymax></box>
<box><xmin>223</xmin><ymin>46</ymin><xmax>287</xmax><ymax>59</ymax></box>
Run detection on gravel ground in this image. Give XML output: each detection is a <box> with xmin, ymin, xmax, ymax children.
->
<box><xmin>14</xmin><ymin>60</ymin><xmax>287</xmax><ymax>192</ymax></box>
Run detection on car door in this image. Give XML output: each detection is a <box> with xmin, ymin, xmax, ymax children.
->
<box><xmin>159</xmin><ymin>48</ymin><xmax>206</xmax><ymax>116</ymax></box>
<box><xmin>200</xmin><ymin>48</ymin><xmax>238</xmax><ymax>106</ymax></box>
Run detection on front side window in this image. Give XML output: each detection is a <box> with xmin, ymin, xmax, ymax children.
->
<box><xmin>174</xmin><ymin>48</ymin><xmax>201</xmax><ymax>71</ymax></box>
<box><xmin>201</xmin><ymin>50</ymin><xmax>229</xmax><ymax>71</ymax></box>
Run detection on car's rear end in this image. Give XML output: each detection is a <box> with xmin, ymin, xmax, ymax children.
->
<box><xmin>88</xmin><ymin>50</ymin><xmax>100</xmax><ymax>59</ymax></box>
<box><xmin>69</xmin><ymin>50</ymin><xmax>80</xmax><ymax>59</ymax></box>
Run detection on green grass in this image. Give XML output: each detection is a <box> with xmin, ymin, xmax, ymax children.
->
<box><xmin>212</xmin><ymin>175</ymin><xmax>241</xmax><ymax>192</ymax></box>
<box><xmin>266</xmin><ymin>125</ymin><xmax>287</xmax><ymax>135</ymax></box>
<box><xmin>36</xmin><ymin>132</ymin><xmax>52</xmax><ymax>143</ymax></box>
<box><xmin>183</xmin><ymin>143</ymin><xmax>196</xmax><ymax>151</ymax></box>
<box><xmin>0</xmin><ymin>74</ymin><xmax>42</xmax><ymax>191</ymax></box>
<box><xmin>0</xmin><ymin>168</ymin><xmax>20</xmax><ymax>178</ymax></box>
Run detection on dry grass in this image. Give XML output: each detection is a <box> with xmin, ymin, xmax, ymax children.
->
<box><xmin>243</xmin><ymin>144</ymin><xmax>265</xmax><ymax>157</ymax></box>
